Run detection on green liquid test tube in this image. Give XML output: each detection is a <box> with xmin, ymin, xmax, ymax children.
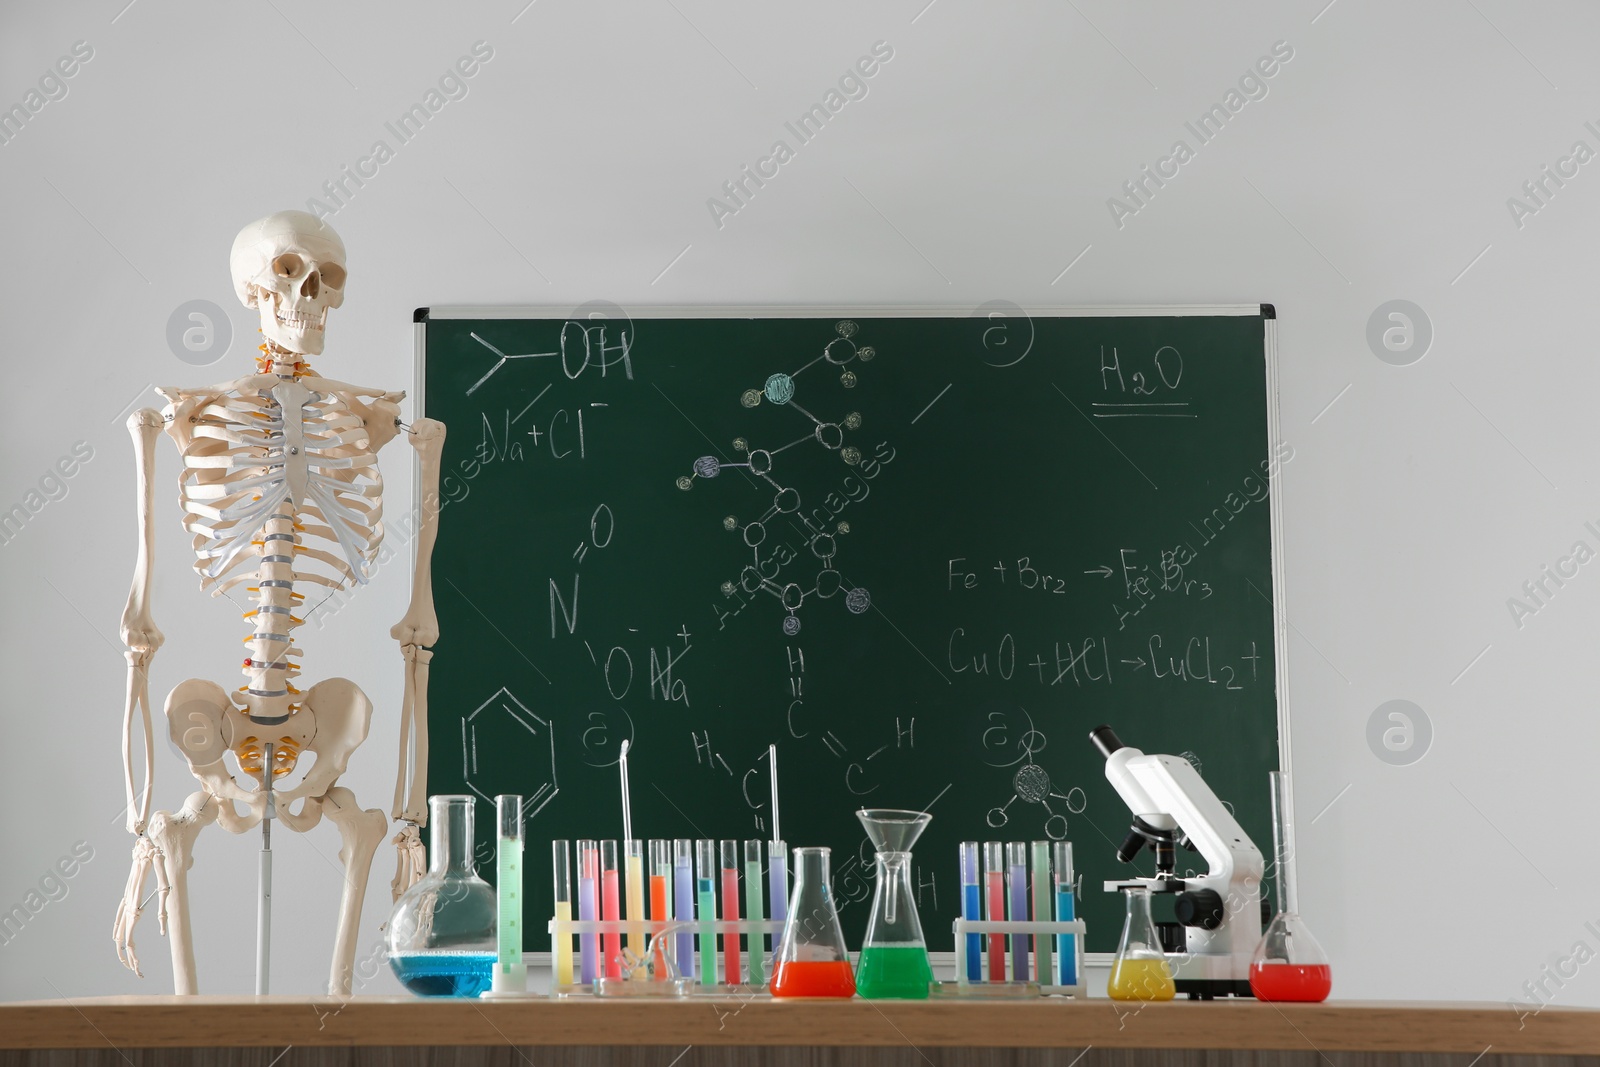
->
<box><xmin>744</xmin><ymin>840</ymin><xmax>765</xmax><ymax>986</ymax></box>
<box><xmin>1031</xmin><ymin>840</ymin><xmax>1052</xmax><ymax>984</ymax></box>
<box><xmin>696</xmin><ymin>839</ymin><xmax>717</xmax><ymax>987</ymax></box>
<box><xmin>493</xmin><ymin>795</ymin><xmax>525</xmax><ymax>995</ymax></box>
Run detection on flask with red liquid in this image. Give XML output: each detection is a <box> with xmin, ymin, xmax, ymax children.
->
<box><xmin>771</xmin><ymin>846</ymin><xmax>856</xmax><ymax>997</ymax></box>
<box><xmin>1249</xmin><ymin>771</ymin><xmax>1332</xmax><ymax>1002</ymax></box>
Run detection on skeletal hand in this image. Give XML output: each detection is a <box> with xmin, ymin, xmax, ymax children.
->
<box><xmin>113</xmin><ymin>835</ymin><xmax>159</xmax><ymax>976</ymax></box>
<box><xmin>392</xmin><ymin>823</ymin><xmax>426</xmax><ymax>902</ymax></box>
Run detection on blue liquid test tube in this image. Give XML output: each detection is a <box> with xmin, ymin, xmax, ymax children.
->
<box><xmin>959</xmin><ymin>842</ymin><xmax>981</xmax><ymax>981</ymax></box>
<box><xmin>769</xmin><ymin>839</ymin><xmax>788</xmax><ymax>927</ymax></box>
<box><xmin>577</xmin><ymin>839</ymin><xmax>599</xmax><ymax>986</ymax></box>
<box><xmin>1053</xmin><ymin>841</ymin><xmax>1076</xmax><ymax>987</ymax></box>
<box><xmin>674</xmin><ymin>839</ymin><xmax>695</xmax><ymax>980</ymax></box>
<box><xmin>1007</xmin><ymin>842</ymin><xmax>1029</xmax><ymax>982</ymax></box>
<box><xmin>768</xmin><ymin>841</ymin><xmax>788</xmax><ymax>990</ymax></box>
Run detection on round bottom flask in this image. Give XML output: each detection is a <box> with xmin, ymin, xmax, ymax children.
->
<box><xmin>1249</xmin><ymin>771</ymin><xmax>1332</xmax><ymax>1002</ymax></box>
<box><xmin>387</xmin><ymin>795</ymin><xmax>497</xmax><ymax>997</ymax></box>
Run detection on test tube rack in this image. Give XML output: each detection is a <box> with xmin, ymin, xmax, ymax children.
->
<box><xmin>549</xmin><ymin>917</ymin><xmax>788</xmax><ymax>997</ymax></box>
<box><xmin>948</xmin><ymin>918</ymin><xmax>1087</xmax><ymax>998</ymax></box>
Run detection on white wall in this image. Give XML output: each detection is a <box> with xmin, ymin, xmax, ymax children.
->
<box><xmin>2</xmin><ymin>0</ymin><xmax>1596</xmax><ymax>1011</ymax></box>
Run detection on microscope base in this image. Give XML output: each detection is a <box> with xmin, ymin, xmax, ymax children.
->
<box><xmin>1175</xmin><ymin>978</ymin><xmax>1254</xmax><ymax>999</ymax></box>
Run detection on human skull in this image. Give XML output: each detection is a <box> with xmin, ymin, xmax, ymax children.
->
<box><xmin>229</xmin><ymin>210</ymin><xmax>347</xmax><ymax>357</ymax></box>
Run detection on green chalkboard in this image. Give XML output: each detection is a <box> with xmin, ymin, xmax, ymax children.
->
<box><xmin>418</xmin><ymin>305</ymin><xmax>1288</xmax><ymax>957</ymax></box>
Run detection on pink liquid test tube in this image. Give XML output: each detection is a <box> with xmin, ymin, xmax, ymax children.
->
<box><xmin>984</xmin><ymin>842</ymin><xmax>1006</xmax><ymax>981</ymax></box>
<box><xmin>577</xmin><ymin>840</ymin><xmax>598</xmax><ymax>986</ymax></box>
<box><xmin>601</xmin><ymin>840</ymin><xmax>621</xmax><ymax>979</ymax></box>
<box><xmin>720</xmin><ymin>840</ymin><xmax>741</xmax><ymax>984</ymax></box>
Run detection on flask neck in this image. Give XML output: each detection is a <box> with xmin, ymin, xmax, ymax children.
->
<box><xmin>428</xmin><ymin>795</ymin><xmax>478</xmax><ymax>877</ymax></box>
<box><xmin>1118</xmin><ymin>886</ymin><xmax>1161</xmax><ymax>953</ymax></box>
<box><xmin>793</xmin><ymin>847</ymin><xmax>832</xmax><ymax>886</ymax></box>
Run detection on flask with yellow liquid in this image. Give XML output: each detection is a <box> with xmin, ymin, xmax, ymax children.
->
<box><xmin>1107</xmin><ymin>886</ymin><xmax>1175</xmax><ymax>1001</ymax></box>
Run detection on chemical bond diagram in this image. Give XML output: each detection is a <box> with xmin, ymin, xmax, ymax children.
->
<box><xmin>982</xmin><ymin>708</ymin><xmax>1085</xmax><ymax>841</ymax></box>
<box><xmin>676</xmin><ymin>320</ymin><xmax>877</xmax><ymax>635</ymax></box>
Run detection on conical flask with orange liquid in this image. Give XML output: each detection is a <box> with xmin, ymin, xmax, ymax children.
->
<box><xmin>770</xmin><ymin>846</ymin><xmax>856</xmax><ymax>997</ymax></box>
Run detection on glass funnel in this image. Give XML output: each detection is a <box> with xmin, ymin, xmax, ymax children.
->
<box><xmin>771</xmin><ymin>846</ymin><xmax>855</xmax><ymax>997</ymax></box>
<box><xmin>854</xmin><ymin>808</ymin><xmax>935</xmax><ymax>999</ymax></box>
<box><xmin>1107</xmin><ymin>886</ymin><xmax>1175</xmax><ymax>1001</ymax></box>
<box><xmin>1250</xmin><ymin>771</ymin><xmax>1332</xmax><ymax>1001</ymax></box>
<box><xmin>386</xmin><ymin>795</ymin><xmax>497</xmax><ymax>997</ymax></box>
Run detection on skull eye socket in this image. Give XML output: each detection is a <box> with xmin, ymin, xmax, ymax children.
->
<box><xmin>319</xmin><ymin>263</ymin><xmax>347</xmax><ymax>290</ymax></box>
<box><xmin>271</xmin><ymin>253</ymin><xmax>304</xmax><ymax>279</ymax></box>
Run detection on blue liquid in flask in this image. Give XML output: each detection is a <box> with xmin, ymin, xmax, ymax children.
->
<box><xmin>389</xmin><ymin>950</ymin><xmax>496</xmax><ymax>997</ymax></box>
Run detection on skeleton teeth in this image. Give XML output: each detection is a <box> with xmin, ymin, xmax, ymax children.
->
<box><xmin>275</xmin><ymin>308</ymin><xmax>325</xmax><ymax>330</ymax></box>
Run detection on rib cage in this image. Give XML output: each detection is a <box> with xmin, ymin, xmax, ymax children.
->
<box><xmin>175</xmin><ymin>385</ymin><xmax>384</xmax><ymax>598</ymax></box>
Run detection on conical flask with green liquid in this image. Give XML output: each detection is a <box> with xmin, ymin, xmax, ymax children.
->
<box><xmin>854</xmin><ymin>808</ymin><xmax>935</xmax><ymax>999</ymax></box>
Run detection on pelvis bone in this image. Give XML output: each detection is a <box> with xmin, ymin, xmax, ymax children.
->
<box><xmin>164</xmin><ymin>676</ymin><xmax>374</xmax><ymax>824</ymax></box>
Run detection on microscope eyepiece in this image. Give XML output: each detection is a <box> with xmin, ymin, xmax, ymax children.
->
<box><xmin>1090</xmin><ymin>725</ymin><xmax>1123</xmax><ymax>758</ymax></box>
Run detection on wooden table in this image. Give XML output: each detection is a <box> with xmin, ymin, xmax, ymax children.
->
<box><xmin>3</xmin><ymin>997</ymin><xmax>1594</xmax><ymax>1067</ymax></box>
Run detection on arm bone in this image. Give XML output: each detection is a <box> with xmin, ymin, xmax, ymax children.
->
<box><xmin>120</xmin><ymin>409</ymin><xmax>165</xmax><ymax>835</ymax></box>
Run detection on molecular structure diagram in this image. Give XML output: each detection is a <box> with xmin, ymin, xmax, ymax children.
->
<box><xmin>676</xmin><ymin>320</ymin><xmax>877</xmax><ymax>635</ymax></box>
<box><xmin>983</xmin><ymin>709</ymin><xmax>1085</xmax><ymax>840</ymax></box>
<box><xmin>987</xmin><ymin>759</ymin><xmax>1086</xmax><ymax>841</ymax></box>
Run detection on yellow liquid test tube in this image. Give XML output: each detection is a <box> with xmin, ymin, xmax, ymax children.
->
<box><xmin>551</xmin><ymin>839</ymin><xmax>573</xmax><ymax>987</ymax></box>
<box><xmin>626</xmin><ymin>839</ymin><xmax>646</xmax><ymax>979</ymax></box>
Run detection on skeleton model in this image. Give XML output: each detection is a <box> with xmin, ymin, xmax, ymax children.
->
<box><xmin>112</xmin><ymin>211</ymin><xmax>446</xmax><ymax>995</ymax></box>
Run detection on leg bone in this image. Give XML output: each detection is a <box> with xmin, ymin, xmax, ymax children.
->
<box><xmin>322</xmin><ymin>785</ymin><xmax>387</xmax><ymax>996</ymax></box>
<box><xmin>143</xmin><ymin>792</ymin><xmax>220</xmax><ymax>994</ymax></box>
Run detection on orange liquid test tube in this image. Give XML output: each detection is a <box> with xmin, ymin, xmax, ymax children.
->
<box><xmin>649</xmin><ymin>840</ymin><xmax>671</xmax><ymax>978</ymax></box>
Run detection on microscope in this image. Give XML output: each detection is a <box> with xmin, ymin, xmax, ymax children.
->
<box><xmin>1090</xmin><ymin>725</ymin><xmax>1264</xmax><ymax>998</ymax></box>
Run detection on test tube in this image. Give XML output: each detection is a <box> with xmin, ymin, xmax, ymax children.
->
<box><xmin>601</xmin><ymin>840</ymin><xmax>621</xmax><ymax>979</ymax></box>
<box><xmin>1053</xmin><ymin>842</ymin><xmax>1076</xmax><ymax>988</ymax></box>
<box><xmin>577</xmin><ymin>840</ymin><xmax>598</xmax><ymax>986</ymax></box>
<box><xmin>744</xmin><ymin>840</ymin><xmax>765</xmax><ymax>986</ymax></box>
<box><xmin>1031</xmin><ymin>840</ymin><xmax>1052</xmax><ymax>984</ymax></box>
<box><xmin>696</xmin><ymin>839</ymin><xmax>717</xmax><ymax>987</ymax></box>
<box><xmin>1007</xmin><ymin>842</ymin><xmax>1029</xmax><ymax>981</ymax></box>
<box><xmin>625</xmin><ymin>839</ymin><xmax>646</xmax><ymax>979</ymax></box>
<box><xmin>721</xmin><ymin>840</ymin><xmax>742</xmax><ymax>985</ymax></box>
<box><xmin>493</xmin><ymin>795</ymin><xmax>525</xmax><ymax>994</ymax></box>
<box><xmin>674</xmin><ymin>839</ymin><xmax>695</xmax><ymax>981</ymax></box>
<box><xmin>769</xmin><ymin>840</ymin><xmax>789</xmax><ymax>930</ymax></box>
<box><xmin>650</xmin><ymin>840</ymin><xmax>671</xmax><ymax>979</ymax></box>
<box><xmin>552</xmin><ymin>840</ymin><xmax>574</xmax><ymax>987</ymax></box>
<box><xmin>959</xmin><ymin>842</ymin><xmax>982</xmax><ymax>982</ymax></box>
<box><xmin>984</xmin><ymin>842</ymin><xmax>1006</xmax><ymax>981</ymax></box>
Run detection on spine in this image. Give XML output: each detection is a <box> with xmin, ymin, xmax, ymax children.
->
<box><xmin>244</xmin><ymin>502</ymin><xmax>303</xmax><ymax>726</ymax></box>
